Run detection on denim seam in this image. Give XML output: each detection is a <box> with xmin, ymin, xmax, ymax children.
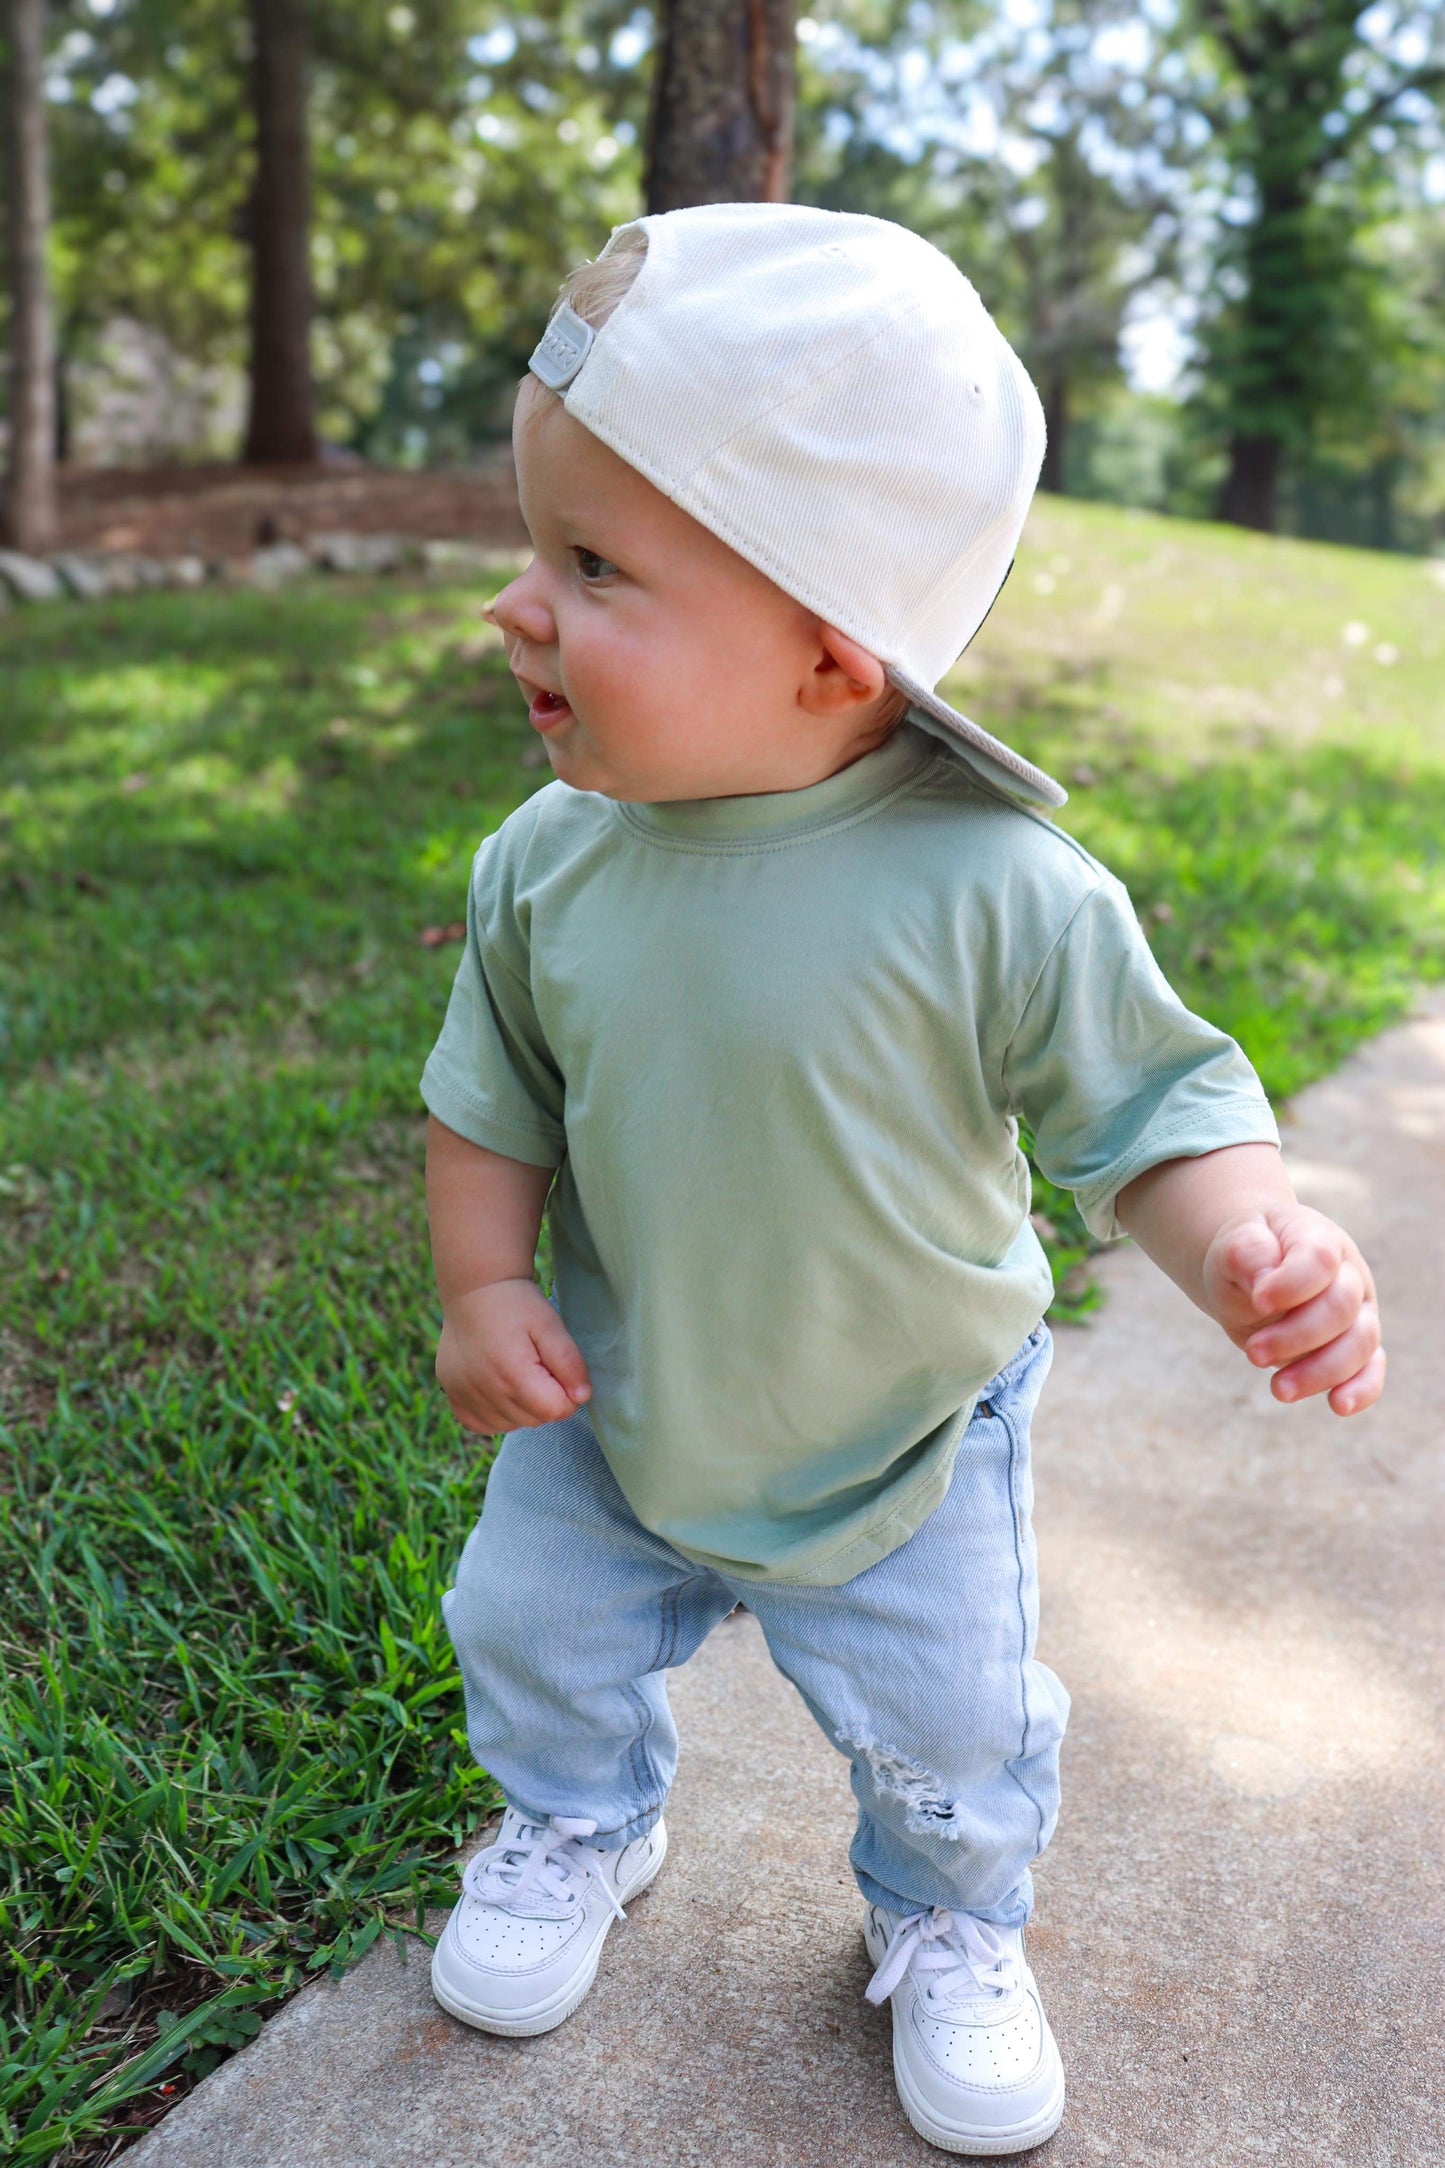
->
<box><xmin>997</xmin><ymin>1394</ymin><xmax>1047</xmax><ymax>1856</ymax></box>
<box><xmin>621</xmin><ymin>1680</ymin><xmax>662</xmax><ymax>1823</ymax></box>
<box><xmin>620</xmin><ymin>1579</ymin><xmax>693</xmax><ymax>1823</ymax></box>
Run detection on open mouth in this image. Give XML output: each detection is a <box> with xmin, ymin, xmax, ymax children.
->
<box><xmin>527</xmin><ymin>687</ymin><xmax>572</xmax><ymax>731</ymax></box>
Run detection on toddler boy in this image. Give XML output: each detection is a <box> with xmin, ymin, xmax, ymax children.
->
<box><xmin>420</xmin><ymin>205</ymin><xmax>1382</xmax><ymax>2154</ymax></box>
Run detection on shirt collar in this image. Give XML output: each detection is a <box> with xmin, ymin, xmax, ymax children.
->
<box><xmin>617</xmin><ymin>724</ymin><xmax>937</xmax><ymax>846</ymax></box>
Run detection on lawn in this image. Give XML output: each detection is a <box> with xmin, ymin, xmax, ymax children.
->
<box><xmin>2</xmin><ymin>505</ymin><xmax>1443</xmax><ymax>2163</ymax></box>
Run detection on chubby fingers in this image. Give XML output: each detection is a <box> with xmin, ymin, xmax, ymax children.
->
<box><xmin>1325</xmin><ymin>1345</ymin><xmax>1386</xmax><ymax>1417</ymax></box>
<box><xmin>1243</xmin><ymin>1251</ymin><xmax>1384</xmax><ymax>1414</ymax></box>
<box><xmin>528</xmin><ymin>1305</ymin><xmax>592</xmax><ymax>1407</ymax></box>
<box><xmin>1265</xmin><ymin>1304</ymin><xmax>1383</xmax><ymax>1408</ymax></box>
<box><xmin>438</xmin><ymin>1316</ymin><xmax>591</xmax><ymax>1436</ymax></box>
<box><xmin>1242</xmin><ymin>1207</ymin><xmax>1344</xmax><ymax>1320</ymax></box>
<box><xmin>1244</xmin><ymin>1255</ymin><xmax>1367</xmax><ymax>1371</ymax></box>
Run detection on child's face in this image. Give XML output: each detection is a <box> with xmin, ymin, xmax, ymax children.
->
<box><xmin>491</xmin><ymin>378</ymin><xmax>890</xmax><ymax>802</ymax></box>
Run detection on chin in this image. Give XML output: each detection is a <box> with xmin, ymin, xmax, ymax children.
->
<box><xmin>540</xmin><ymin>736</ymin><xmax>614</xmax><ymax>797</ymax></box>
<box><xmin>545</xmin><ymin>725</ymin><xmax>689</xmax><ymax>803</ymax></box>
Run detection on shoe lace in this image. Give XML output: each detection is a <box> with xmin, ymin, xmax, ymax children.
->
<box><xmin>865</xmin><ymin>1907</ymin><xmax>1020</xmax><ymax>2010</ymax></box>
<box><xmin>461</xmin><ymin>1815</ymin><xmax>627</xmax><ymax>1924</ymax></box>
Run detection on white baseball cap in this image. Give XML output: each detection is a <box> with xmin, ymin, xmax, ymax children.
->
<box><xmin>528</xmin><ymin>201</ymin><xmax>1064</xmax><ymax>808</ymax></box>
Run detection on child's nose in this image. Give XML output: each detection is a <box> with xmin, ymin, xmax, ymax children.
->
<box><xmin>491</xmin><ymin>562</ymin><xmax>555</xmax><ymax>648</ymax></box>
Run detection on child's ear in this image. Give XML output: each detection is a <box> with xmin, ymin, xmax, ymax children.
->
<box><xmin>798</xmin><ymin>623</ymin><xmax>889</xmax><ymax>716</ymax></box>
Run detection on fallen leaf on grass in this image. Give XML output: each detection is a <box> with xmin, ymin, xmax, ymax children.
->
<box><xmin>418</xmin><ymin>922</ymin><xmax>467</xmax><ymax>948</ymax></box>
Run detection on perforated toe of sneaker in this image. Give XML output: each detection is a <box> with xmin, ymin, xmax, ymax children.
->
<box><xmin>431</xmin><ymin>1808</ymin><xmax>666</xmax><ymax>2038</ymax></box>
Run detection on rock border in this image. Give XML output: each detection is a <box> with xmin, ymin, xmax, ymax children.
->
<box><xmin>0</xmin><ymin>535</ymin><xmax>521</xmax><ymax>608</ymax></box>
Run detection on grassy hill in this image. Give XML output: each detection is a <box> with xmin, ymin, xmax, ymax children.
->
<box><xmin>967</xmin><ymin>498</ymin><xmax>1445</xmax><ymax>1099</ymax></box>
<box><xmin>976</xmin><ymin>493</ymin><xmax>1444</xmax><ymax>766</ymax></box>
<box><xmin>1</xmin><ymin>499</ymin><xmax>1442</xmax><ymax>2162</ymax></box>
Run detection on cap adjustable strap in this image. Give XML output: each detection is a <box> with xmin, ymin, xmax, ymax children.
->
<box><xmin>530</xmin><ymin>305</ymin><xmax>595</xmax><ymax>391</ymax></box>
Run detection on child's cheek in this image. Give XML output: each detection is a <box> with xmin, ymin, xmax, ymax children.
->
<box><xmin>577</xmin><ymin>625</ymin><xmax>661</xmax><ymax>729</ymax></box>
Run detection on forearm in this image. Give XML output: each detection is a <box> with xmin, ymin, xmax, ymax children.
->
<box><xmin>1114</xmin><ymin>1142</ymin><xmax>1293</xmax><ymax>1311</ymax></box>
<box><xmin>426</xmin><ymin>1115</ymin><xmax>554</xmax><ymax>1305</ymax></box>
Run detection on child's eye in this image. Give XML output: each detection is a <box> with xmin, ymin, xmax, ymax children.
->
<box><xmin>575</xmin><ymin>548</ymin><xmax>620</xmax><ymax>584</ymax></box>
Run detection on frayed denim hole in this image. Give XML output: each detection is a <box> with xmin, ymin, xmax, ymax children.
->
<box><xmin>840</xmin><ymin>1732</ymin><xmax>966</xmax><ymax>1841</ymax></box>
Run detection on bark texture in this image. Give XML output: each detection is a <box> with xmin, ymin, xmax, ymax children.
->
<box><xmin>3</xmin><ymin>0</ymin><xmax>59</xmax><ymax>552</ymax></box>
<box><xmin>243</xmin><ymin>0</ymin><xmax>318</xmax><ymax>464</ymax></box>
<box><xmin>646</xmin><ymin>0</ymin><xmax>796</xmax><ymax>213</ymax></box>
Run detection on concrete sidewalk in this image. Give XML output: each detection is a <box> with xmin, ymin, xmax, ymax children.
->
<box><xmin>133</xmin><ymin>1002</ymin><xmax>1445</xmax><ymax>2168</ymax></box>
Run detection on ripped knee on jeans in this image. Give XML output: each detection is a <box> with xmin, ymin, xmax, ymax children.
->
<box><xmin>842</xmin><ymin>1733</ymin><xmax>964</xmax><ymax>1840</ymax></box>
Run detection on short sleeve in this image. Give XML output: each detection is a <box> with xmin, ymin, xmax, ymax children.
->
<box><xmin>419</xmin><ymin>834</ymin><xmax>567</xmax><ymax>1169</ymax></box>
<box><xmin>1004</xmin><ymin>876</ymin><xmax>1279</xmax><ymax>1241</ymax></box>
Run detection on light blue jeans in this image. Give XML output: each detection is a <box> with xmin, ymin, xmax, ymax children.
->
<box><xmin>442</xmin><ymin>1324</ymin><xmax>1068</xmax><ymax>1926</ymax></box>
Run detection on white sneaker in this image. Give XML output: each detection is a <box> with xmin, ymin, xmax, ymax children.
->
<box><xmin>864</xmin><ymin>1903</ymin><xmax>1066</xmax><ymax>2155</ymax></box>
<box><xmin>430</xmin><ymin>1807</ymin><xmax>667</xmax><ymax>2037</ymax></box>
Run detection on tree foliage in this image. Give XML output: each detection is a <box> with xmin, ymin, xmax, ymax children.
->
<box><xmin>36</xmin><ymin>0</ymin><xmax>649</xmax><ymax>456</ymax></box>
<box><xmin>1183</xmin><ymin>0</ymin><xmax>1445</xmax><ymax>529</ymax></box>
<box><xmin>2</xmin><ymin>0</ymin><xmax>1443</xmax><ymax>545</ymax></box>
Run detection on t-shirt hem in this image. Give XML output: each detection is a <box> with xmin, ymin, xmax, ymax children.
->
<box><xmin>420</xmin><ymin>1061</ymin><xmax>566</xmax><ymax>1170</ymax></box>
<box><xmin>1074</xmin><ymin>1093</ymin><xmax>1281</xmax><ymax>1242</ymax></box>
<box><xmin>667</xmin><ymin>1401</ymin><xmax>978</xmax><ymax>1587</ymax></box>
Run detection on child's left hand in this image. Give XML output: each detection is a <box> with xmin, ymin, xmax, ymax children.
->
<box><xmin>1202</xmin><ymin>1202</ymin><xmax>1384</xmax><ymax>1416</ymax></box>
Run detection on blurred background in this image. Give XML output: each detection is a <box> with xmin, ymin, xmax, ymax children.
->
<box><xmin>3</xmin><ymin>0</ymin><xmax>1444</xmax><ymax>555</ymax></box>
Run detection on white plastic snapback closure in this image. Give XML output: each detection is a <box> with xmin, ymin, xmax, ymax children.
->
<box><xmin>530</xmin><ymin>306</ymin><xmax>595</xmax><ymax>391</ymax></box>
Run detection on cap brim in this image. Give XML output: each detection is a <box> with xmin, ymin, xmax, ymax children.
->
<box><xmin>889</xmin><ymin>668</ymin><xmax>1067</xmax><ymax>809</ymax></box>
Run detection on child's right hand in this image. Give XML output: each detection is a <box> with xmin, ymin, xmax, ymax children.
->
<box><xmin>435</xmin><ymin>1278</ymin><xmax>592</xmax><ymax>1436</ymax></box>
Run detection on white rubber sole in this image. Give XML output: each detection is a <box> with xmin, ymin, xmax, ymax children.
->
<box><xmin>891</xmin><ymin>2040</ymin><xmax>1065</xmax><ymax>2156</ymax></box>
<box><xmin>430</xmin><ymin>1822</ymin><xmax>668</xmax><ymax>2039</ymax></box>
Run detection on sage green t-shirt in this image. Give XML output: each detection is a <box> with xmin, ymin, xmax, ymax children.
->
<box><xmin>422</xmin><ymin>724</ymin><xmax>1277</xmax><ymax>1585</ymax></box>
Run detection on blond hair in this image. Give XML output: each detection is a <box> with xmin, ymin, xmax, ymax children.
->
<box><xmin>554</xmin><ymin>224</ymin><xmax>650</xmax><ymax>333</ymax></box>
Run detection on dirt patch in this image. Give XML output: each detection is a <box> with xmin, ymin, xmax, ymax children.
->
<box><xmin>57</xmin><ymin>456</ymin><xmax>527</xmax><ymax>562</ymax></box>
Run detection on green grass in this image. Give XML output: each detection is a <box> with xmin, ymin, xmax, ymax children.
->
<box><xmin>2</xmin><ymin>506</ymin><xmax>1444</xmax><ymax>2161</ymax></box>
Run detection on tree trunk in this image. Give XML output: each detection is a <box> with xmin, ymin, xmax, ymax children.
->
<box><xmin>54</xmin><ymin>339</ymin><xmax>70</xmax><ymax>464</ymax></box>
<box><xmin>243</xmin><ymin>0</ymin><xmax>318</xmax><ymax>464</ymax></box>
<box><xmin>1219</xmin><ymin>432</ymin><xmax>1282</xmax><ymax>532</ymax></box>
<box><xmin>2</xmin><ymin>0</ymin><xmax>59</xmax><ymax>553</ymax></box>
<box><xmin>646</xmin><ymin>0</ymin><xmax>796</xmax><ymax>213</ymax></box>
<box><xmin>1040</xmin><ymin>372</ymin><xmax>1069</xmax><ymax>495</ymax></box>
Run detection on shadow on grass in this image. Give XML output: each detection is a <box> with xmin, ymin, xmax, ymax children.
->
<box><xmin>3</xmin><ymin>586</ymin><xmax>1444</xmax><ymax>2161</ymax></box>
<box><xmin>1</xmin><ymin>581</ymin><xmax>534</xmax><ymax>1080</ymax></box>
